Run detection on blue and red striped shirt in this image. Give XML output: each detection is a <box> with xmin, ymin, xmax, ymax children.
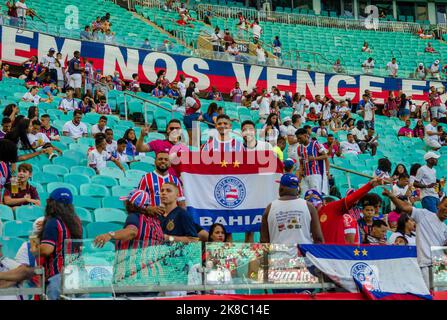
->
<box><xmin>138</xmin><ymin>171</ymin><xmax>185</xmax><ymax>206</ymax></box>
<box><xmin>116</xmin><ymin>213</ymin><xmax>164</xmax><ymax>251</ymax></box>
<box><xmin>0</xmin><ymin>161</ymin><xmax>11</xmax><ymax>191</ymax></box>
<box><xmin>297</xmin><ymin>140</ymin><xmax>326</xmax><ymax>176</ymax></box>
<box><xmin>41</xmin><ymin>217</ymin><xmax>81</xmax><ymax>279</ymax></box>
<box><xmin>201</xmin><ymin>137</ymin><xmax>244</xmax><ymax>152</ymax></box>
<box><xmin>40</xmin><ymin>126</ymin><xmax>60</xmax><ymax>140</ymax></box>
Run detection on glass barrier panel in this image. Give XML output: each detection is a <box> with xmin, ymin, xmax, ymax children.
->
<box><xmin>431</xmin><ymin>246</ymin><xmax>447</xmax><ymax>289</ymax></box>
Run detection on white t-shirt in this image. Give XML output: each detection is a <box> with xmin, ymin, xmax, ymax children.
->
<box><xmin>362</xmin><ymin>60</ymin><xmax>374</xmax><ymax>73</ymax></box>
<box><xmin>258</xmin><ymin>97</ymin><xmax>270</xmax><ymax>116</ymax></box>
<box><xmin>15</xmin><ymin>242</ymin><xmax>31</xmax><ymax>266</ymax></box>
<box><xmin>309</xmin><ymin>101</ymin><xmax>322</xmax><ymax>114</ymax></box>
<box><xmin>252</xmin><ymin>24</ymin><xmax>262</xmax><ymax>38</ymax></box>
<box><xmin>287</xmin><ymin>125</ymin><xmax>299</xmax><ymax>159</ymax></box>
<box><xmin>177</xmin><ymin>81</ymin><xmax>186</xmax><ymax>98</ymax></box>
<box><xmin>425</xmin><ymin>124</ymin><xmax>438</xmax><ymax>142</ymax></box>
<box><xmin>321</xmin><ymin>103</ymin><xmax>331</xmax><ymax>120</ymax></box>
<box><xmin>294</xmin><ymin>99</ymin><xmax>309</xmax><ymax>116</ymax></box>
<box><xmin>113</xmin><ymin>151</ymin><xmax>129</xmax><ymax>164</ymax></box>
<box><xmin>88</xmin><ymin>149</ymin><xmax>111</xmax><ymax>171</ymax></box>
<box><xmin>63</xmin><ymin>121</ymin><xmax>88</xmax><ymax>139</ymax></box>
<box><xmin>243</xmin><ymin>139</ymin><xmax>272</xmax><ymax>151</ymax></box>
<box><xmin>415</xmin><ymin>165</ymin><xmax>438</xmax><ymax>198</ymax></box>
<box><xmin>227</xmin><ymin>46</ymin><xmax>239</xmax><ymax>56</ymax></box>
<box><xmin>27</xmin><ymin>132</ymin><xmax>50</xmax><ymax>148</ymax></box>
<box><xmin>411</xmin><ymin>207</ymin><xmax>447</xmax><ymax>267</ymax></box>
<box><xmin>0</xmin><ymin>257</ymin><xmax>21</xmax><ymax>300</ymax></box>
<box><xmin>41</xmin><ymin>55</ymin><xmax>56</xmax><ymax>69</ymax></box>
<box><xmin>430</xmin><ymin>64</ymin><xmax>440</xmax><ymax>73</ymax></box>
<box><xmin>106</xmin><ymin>140</ymin><xmax>117</xmax><ymax>154</ymax></box>
<box><xmin>351</xmin><ymin>127</ymin><xmax>368</xmax><ymax>141</ymax></box>
<box><xmin>387</xmin><ymin>232</ymin><xmax>416</xmax><ymax>246</ymax></box>
<box><xmin>363</xmin><ymin>102</ymin><xmax>375</xmax><ymax>121</ymax></box>
<box><xmin>15</xmin><ymin>1</ymin><xmax>27</xmax><ymax>18</ymax></box>
<box><xmin>256</xmin><ymin>48</ymin><xmax>266</xmax><ymax>63</ymax></box>
<box><xmin>387</xmin><ymin>62</ymin><xmax>398</xmax><ymax>75</ymax></box>
<box><xmin>211</xmin><ymin>33</ymin><xmax>222</xmax><ymax>46</ymax></box>
<box><xmin>391</xmin><ymin>184</ymin><xmax>410</xmax><ymax>210</ymax></box>
<box><xmin>22</xmin><ymin>92</ymin><xmax>41</xmax><ymax>105</ymax></box>
<box><xmin>91</xmin><ymin>124</ymin><xmax>109</xmax><ymax>136</ymax></box>
<box><xmin>279</xmin><ymin>124</ymin><xmax>289</xmax><ymax>137</ymax></box>
<box><xmin>340</xmin><ymin>141</ymin><xmax>361</xmax><ymax>154</ymax></box>
<box><xmin>59</xmin><ymin>98</ymin><xmax>78</xmax><ymax>112</ymax></box>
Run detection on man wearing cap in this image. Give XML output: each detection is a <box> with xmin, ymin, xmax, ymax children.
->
<box><xmin>279</xmin><ymin>116</ymin><xmax>292</xmax><ymax>138</ymax></box>
<box><xmin>414</xmin><ymin>152</ymin><xmax>441</xmax><ymax>213</ymax></box>
<box><xmin>425</xmin><ymin>118</ymin><xmax>442</xmax><ymax>150</ymax></box>
<box><xmin>261</xmin><ymin>174</ymin><xmax>323</xmax><ymax>245</ymax></box>
<box><xmin>41</xmin><ymin>48</ymin><xmax>57</xmax><ymax>83</ymax></box>
<box><xmin>383</xmin><ymin>188</ymin><xmax>447</xmax><ymax>288</ymax></box>
<box><xmin>35</xmin><ymin>188</ymin><xmax>82</xmax><ymax>300</ymax></box>
<box><xmin>305</xmin><ymin>178</ymin><xmax>383</xmax><ymax>245</ymax></box>
<box><xmin>415</xmin><ymin>63</ymin><xmax>427</xmax><ymax>80</ymax></box>
<box><xmin>430</xmin><ymin>60</ymin><xmax>441</xmax><ymax>80</ymax></box>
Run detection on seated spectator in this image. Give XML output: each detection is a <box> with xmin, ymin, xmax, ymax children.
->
<box><xmin>279</xmin><ymin>116</ymin><xmax>292</xmax><ymax>138</ymax></box>
<box><xmin>165</xmin><ymin>82</ymin><xmax>179</xmax><ymax>99</ymax></box>
<box><xmin>0</xmin><ymin>117</ymin><xmax>12</xmax><ymax>139</ymax></box>
<box><xmin>340</xmin><ymin>133</ymin><xmax>361</xmax><ymax>155</ymax></box>
<box><xmin>418</xmin><ymin>28</ymin><xmax>434</xmax><ymax>39</ymax></box>
<box><xmin>362</xmin><ymin>57</ymin><xmax>374</xmax><ymax>74</ymax></box>
<box><xmin>151</xmin><ymin>84</ymin><xmax>165</xmax><ymax>98</ymax></box>
<box><xmin>413</xmin><ymin>119</ymin><xmax>425</xmax><ymax>139</ymax></box>
<box><xmin>315</xmin><ymin>119</ymin><xmax>328</xmax><ymax>137</ymax></box>
<box><xmin>2</xmin><ymin>104</ymin><xmax>19</xmax><ymax>125</ymax></box>
<box><xmin>364</xmin><ymin>128</ymin><xmax>379</xmax><ymax>156</ymax></box>
<box><xmin>272</xmin><ymin>136</ymin><xmax>286</xmax><ymax>161</ymax></box>
<box><xmin>130</xmin><ymin>73</ymin><xmax>141</xmax><ymax>92</ymax></box>
<box><xmin>62</xmin><ymin>110</ymin><xmax>88</xmax><ymax>139</ymax></box>
<box><xmin>333</xmin><ymin>59</ymin><xmax>343</xmax><ymax>73</ymax></box>
<box><xmin>159</xmin><ymin>182</ymin><xmax>198</xmax><ymax>243</ymax></box>
<box><xmin>91</xmin><ymin>116</ymin><xmax>109</xmax><ymax>137</ymax></box>
<box><xmin>112</xmin><ymin>71</ymin><xmax>125</xmax><ymax>91</ymax></box>
<box><xmin>391</xmin><ymin>163</ymin><xmax>409</xmax><ymax>181</ymax></box>
<box><xmin>425</xmin><ymin>42</ymin><xmax>436</xmax><ymax>53</ymax></box>
<box><xmin>111</xmin><ymin>138</ymin><xmax>133</xmax><ymax>165</ymax></box>
<box><xmin>88</xmin><ymin>135</ymin><xmax>125</xmax><ymax>174</ymax></box>
<box><xmin>157</xmin><ymin>40</ymin><xmax>174</xmax><ymax>52</ymax></box>
<box><xmin>2</xmin><ymin>64</ymin><xmax>10</xmax><ymax>78</ymax></box>
<box><xmin>123</xmin><ymin>128</ymin><xmax>139</xmax><ymax>159</ymax></box>
<box><xmin>363</xmin><ymin>220</ymin><xmax>387</xmax><ymax>245</ymax></box>
<box><xmin>105</xmin><ymin>128</ymin><xmax>117</xmax><ymax>154</ymax></box>
<box><xmin>203</xmin><ymin>102</ymin><xmax>218</xmax><ymax>128</ymax></box>
<box><xmin>42</xmin><ymin>81</ymin><xmax>59</xmax><ymax>99</ymax></box>
<box><xmin>208</xmin><ymin>86</ymin><xmax>223</xmax><ymax>101</ymax></box>
<box><xmin>40</xmin><ymin>114</ymin><xmax>60</xmax><ymax>141</ymax></box>
<box><xmin>306</xmin><ymin>106</ymin><xmax>320</xmax><ymax>122</ymax></box>
<box><xmin>351</xmin><ymin>120</ymin><xmax>369</xmax><ymax>153</ymax></box>
<box><xmin>272</xmin><ymin>36</ymin><xmax>282</xmax><ymax>59</ymax></box>
<box><xmin>362</xmin><ymin>41</ymin><xmax>372</xmax><ymax>53</ymax></box>
<box><xmin>387</xmin><ymin>214</ymin><xmax>416</xmax><ymax>245</ymax></box>
<box><xmin>79</xmin><ymin>94</ymin><xmax>96</xmax><ymax>114</ymax></box>
<box><xmin>414</xmin><ymin>63</ymin><xmax>427</xmax><ymax>80</ymax></box>
<box><xmin>391</xmin><ymin>173</ymin><xmax>413</xmax><ymax>210</ymax></box>
<box><xmin>425</xmin><ymin>118</ymin><xmax>442</xmax><ymax>150</ymax></box>
<box><xmin>104</xmin><ymin>29</ymin><xmax>115</xmax><ymax>44</ymax></box>
<box><xmin>95</xmin><ymin>96</ymin><xmax>111</xmax><ymax>115</ymax></box>
<box><xmin>398</xmin><ymin>120</ymin><xmax>414</xmax><ymax>137</ymax></box>
<box><xmin>22</xmin><ymin>86</ymin><xmax>52</xmax><ymax>106</ymax></box>
<box><xmin>172</xmin><ymin>97</ymin><xmax>186</xmax><ymax>115</ymax></box>
<box><xmin>429</xmin><ymin>60</ymin><xmax>441</xmax><ymax>80</ymax></box>
<box><xmin>58</xmin><ymin>87</ymin><xmax>79</xmax><ymax>114</ymax></box>
<box><xmin>80</xmin><ymin>25</ymin><xmax>93</xmax><ymax>40</ymax></box>
<box><xmin>3</xmin><ymin>163</ymin><xmax>40</xmax><ymax>209</ymax></box>
<box><xmin>27</xmin><ymin>120</ymin><xmax>62</xmax><ymax>158</ymax></box>
<box><xmin>142</xmin><ymin>38</ymin><xmax>152</xmax><ymax>50</ymax></box>
<box><xmin>25</xmin><ymin>70</ymin><xmax>40</xmax><ymax>88</ymax></box>
<box><xmin>324</xmin><ymin>134</ymin><xmax>342</xmax><ymax>158</ymax></box>
<box><xmin>374</xmin><ymin>158</ymin><xmax>392</xmax><ymax>180</ymax></box>
<box><xmin>357</xmin><ymin>197</ymin><xmax>377</xmax><ymax>243</ymax></box>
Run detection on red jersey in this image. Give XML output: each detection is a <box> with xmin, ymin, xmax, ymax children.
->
<box><xmin>318</xmin><ymin>182</ymin><xmax>373</xmax><ymax>244</ymax></box>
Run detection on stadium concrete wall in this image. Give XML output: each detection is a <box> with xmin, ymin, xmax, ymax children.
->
<box><xmin>1</xmin><ymin>25</ymin><xmax>446</xmax><ymax>104</ymax></box>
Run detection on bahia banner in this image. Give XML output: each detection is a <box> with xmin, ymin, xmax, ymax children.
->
<box><xmin>1</xmin><ymin>25</ymin><xmax>446</xmax><ymax>103</ymax></box>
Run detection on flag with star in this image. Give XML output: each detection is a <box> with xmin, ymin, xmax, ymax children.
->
<box><xmin>299</xmin><ymin>244</ymin><xmax>432</xmax><ymax>300</ymax></box>
<box><xmin>177</xmin><ymin>151</ymin><xmax>283</xmax><ymax>233</ymax></box>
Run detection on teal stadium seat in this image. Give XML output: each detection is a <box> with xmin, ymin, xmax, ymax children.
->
<box><xmin>80</xmin><ymin>184</ymin><xmax>111</xmax><ymax>197</ymax></box>
<box><xmin>14</xmin><ymin>206</ymin><xmax>44</xmax><ymax>222</ymax></box>
<box><xmin>0</xmin><ymin>205</ymin><xmax>14</xmax><ymax>221</ymax></box>
<box><xmin>86</xmin><ymin>222</ymin><xmax>123</xmax><ymax>238</ymax></box>
<box><xmin>91</xmin><ymin>175</ymin><xmax>118</xmax><ymax>188</ymax></box>
<box><xmin>47</xmin><ymin>182</ymin><xmax>79</xmax><ymax>196</ymax></box>
<box><xmin>111</xmin><ymin>186</ymin><xmax>134</xmax><ymax>197</ymax></box>
<box><xmin>99</xmin><ymin>167</ymin><xmax>125</xmax><ymax>179</ymax></box>
<box><xmin>75</xmin><ymin>207</ymin><xmax>93</xmax><ymax>225</ymax></box>
<box><xmin>93</xmin><ymin>208</ymin><xmax>127</xmax><ymax>224</ymax></box>
<box><xmin>42</xmin><ymin>164</ymin><xmax>69</xmax><ymax>177</ymax></box>
<box><xmin>102</xmin><ymin>196</ymin><xmax>125</xmax><ymax>210</ymax></box>
<box><xmin>0</xmin><ymin>237</ymin><xmax>24</xmax><ymax>259</ymax></box>
<box><xmin>70</xmin><ymin>166</ymin><xmax>96</xmax><ymax>177</ymax></box>
<box><xmin>73</xmin><ymin>196</ymin><xmax>102</xmax><ymax>210</ymax></box>
<box><xmin>3</xmin><ymin>221</ymin><xmax>33</xmax><ymax>238</ymax></box>
<box><xmin>63</xmin><ymin>174</ymin><xmax>91</xmax><ymax>191</ymax></box>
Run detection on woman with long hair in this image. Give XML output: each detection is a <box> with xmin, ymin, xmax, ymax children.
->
<box><xmin>2</xmin><ymin>104</ymin><xmax>19</xmax><ymax>123</ymax></box>
<box><xmin>123</xmin><ymin>128</ymin><xmax>139</xmax><ymax>158</ymax></box>
<box><xmin>388</xmin><ymin>214</ymin><xmax>416</xmax><ymax>245</ymax></box>
<box><xmin>25</xmin><ymin>70</ymin><xmax>39</xmax><ymax>88</ymax></box>
<box><xmin>5</xmin><ymin>118</ymin><xmax>34</xmax><ymax>151</ymax></box>
<box><xmin>413</xmin><ymin>119</ymin><xmax>425</xmax><ymax>139</ymax></box>
<box><xmin>261</xmin><ymin>113</ymin><xmax>280</xmax><ymax>144</ymax></box>
<box><xmin>342</xmin><ymin>118</ymin><xmax>356</xmax><ymax>131</ymax></box>
<box><xmin>203</xmin><ymin>102</ymin><xmax>218</xmax><ymax>128</ymax></box>
<box><xmin>374</xmin><ymin>158</ymin><xmax>392</xmax><ymax>180</ymax></box>
<box><xmin>391</xmin><ymin>163</ymin><xmax>408</xmax><ymax>181</ymax></box>
<box><xmin>35</xmin><ymin>188</ymin><xmax>83</xmax><ymax>300</ymax></box>
<box><xmin>208</xmin><ymin>223</ymin><xmax>227</xmax><ymax>242</ymax></box>
<box><xmin>27</xmin><ymin>106</ymin><xmax>39</xmax><ymax>122</ymax></box>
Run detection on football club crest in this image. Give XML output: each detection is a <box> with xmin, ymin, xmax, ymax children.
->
<box><xmin>351</xmin><ymin>262</ymin><xmax>381</xmax><ymax>292</ymax></box>
<box><xmin>166</xmin><ymin>219</ymin><xmax>175</xmax><ymax>232</ymax></box>
<box><xmin>88</xmin><ymin>266</ymin><xmax>113</xmax><ymax>281</ymax></box>
<box><xmin>214</xmin><ymin>177</ymin><xmax>246</xmax><ymax>209</ymax></box>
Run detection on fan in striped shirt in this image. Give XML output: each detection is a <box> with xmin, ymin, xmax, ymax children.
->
<box><xmin>201</xmin><ymin>114</ymin><xmax>244</xmax><ymax>152</ymax></box>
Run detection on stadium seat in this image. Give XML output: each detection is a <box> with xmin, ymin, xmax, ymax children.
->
<box><xmin>43</xmin><ymin>164</ymin><xmax>69</xmax><ymax>177</ymax></box>
<box><xmin>14</xmin><ymin>206</ymin><xmax>44</xmax><ymax>222</ymax></box>
<box><xmin>0</xmin><ymin>237</ymin><xmax>24</xmax><ymax>259</ymax></box>
<box><xmin>52</xmin><ymin>156</ymin><xmax>78</xmax><ymax>168</ymax></box>
<box><xmin>32</xmin><ymin>172</ymin><xmax>61</xmax><ymax>185</ymax></box>
<box><xmin>2</xmin><ymin>221</ymin><xmax>33</xmax><ymax>238</ymax></box>
<box><xmin>118</xmin><ymin>177</ymin><xmax>140</xmax><ymax>188</ymax></box>
<box><xmin>93</xmin><ymin>208</ymin><xmax>127</xmax><ymax>224</ymax></box>
<box><xmin>86</xmin><ymin>222</ymin><xmax>123</xmax><ymax>238</ymax></box>
<box><xmin>80</xmin><ymin>184</ymin><xmax>111</xmax><ymax>197</ymax></box>
<box><xmin>0</xmin><ymin>205</ymin><xmax>14</xmax><ymax>221</ymax></box>
<box><xmin>99</xmin><ymin>167</ymin><xmax>125</xmax><ymax>179</ymax></box>
<box><xmin>91</xmin><ymin>175</ymin><xmax>118</xmax><ymax>188</ymax></box>
<box><xmin>47</xmin><ymin>182</ymin><xmax>79</xmax><ymax>196</ymax></box>
<box><xmin>111</xmin><ymin>186</ymin><xmax>134</xmax><ymax>197</ymax></box>
<box><xmin>75</xmin><ymin>207</ymin><xmax>93</xmax><ymax>225</ymax></box>
<box><xmin>63</xmin><ymin>173</ymin><xmax>91</xmax><ymax>191</ymax></box>
<box><xmin>125</xmin><ymin>170</ymin><xmax>146</xmax><ymax>181</ymax></box>
<box><xmin>102</xmin><ymin>196</ymin><xmax>125</xmax><ymax>210</ymax></box>
<box><xmin>73</xmin><ymin>196</ymin><xmax>102</xmax><ymax>210</ymax></box>
<box><xmin>130</xmin><ymin>162</ymin><xmax>154</xmax><ymax>172</ymax></box>
<box><xmin>70</xmin><ymin>166</ymin><xmax>96</xmax><ymax>177</ymax></box>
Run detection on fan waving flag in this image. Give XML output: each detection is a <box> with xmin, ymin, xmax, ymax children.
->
<box><xmin>299</xmin><ymin>244</ymin><xmax>432</xmax><ymax>300</ymax></box>
<box><xmin>177</xmin><ymin>151</ymin><xmax>283</xmax><ymax>233</ymax></box>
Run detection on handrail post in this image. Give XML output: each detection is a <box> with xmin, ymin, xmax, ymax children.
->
<box><xmin>124</xmin><ymin>93</ymin><xmax>128</xmax><ymax>121</ymax></box>
<box><xmin>144</xmin><ymin>101</ymin><xmax>148</xmax><ymax>125</ymax></box>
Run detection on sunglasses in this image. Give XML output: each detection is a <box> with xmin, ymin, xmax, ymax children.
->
<box><xmin>168</xmin><ymin>127</ymin><xmax>181</xmax><ymax>130</ymax></box>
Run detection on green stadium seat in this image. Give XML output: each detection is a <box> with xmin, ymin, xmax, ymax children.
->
<box><xmin>0</xmin><ymin>205</ymin><xmax>14</xmax><ymax>221</ymax></box>
<box><xmin>80</xmin><ymin>184</ymin><xmax>111</xmax><ymax>197</ymax></box>
<box><xmin>43</xmin><ymin>164</ymin><xmax>69</xmax><ymax>177</ymax></box>
<box><xmin>14</xmin><ymin>206</ymin><xmax>44</xmax><ymax>222</ymax></box>
<box><xmin>73</xmin><ymin>196</ymin><xmax>102</xmax><ymax>210</ymax></box>
<box><xmin>70</xmin><ymin>166</ymin><xmax>96</xmax><ymax>177</ymax></box>
<box><xmin>91</xmin><ymin>175</ymin><xmax>118</xmax><ymax>188</ymax></box>
<box><xmin>86</xmin><ymin>222</ymin><xmax>123</xmax><ymax>238</ymax></box>
<box><xmin>63</xmin><ymin>173</ymin><xmax>91</xmax><ymax>191</ymax></box>
<box><xmin>0</xmin><ymin>237</ymin><xmax>24</xmax><ymax>259</ymax></box>
<box><xmin>130</xmin><ymin>162</ymin><xmax>154</xmax><ymax>172</ymax></box>
<box><xmin>52</xmin><ymin>156</ymin><xmax>78</xmax><ymax>168</ymax></box>
<box><xmin>93</xmin><ymin>208</ymin><xmax>127</xmax><ymax>224</ymax></box>
<box><xmin>47</xmin><ymin>182</ymin><xmax>79</xmax><ymax>196</ymax></box>
<box><xmin>3</xmin><ymin>221</ymin><xmax>33</xmax><ymax>238</ymax></box>
<box><xmin>125</xmin><ymin>170</ymin><xmax>146</xmax><ymax>180</ymax></box>
<box><xmin>99</xmin><ymin>167</ymin><xmax>125</xmax><ymax>179</ymax></box>
<box><xmin>102</xmin><ymin>196</ymin><xmax>125</xmax><ymax>210</ymax></box>
<box><xmin>32</xmin><ymin>172</ymin><xmax>61</xmax><ymax>185</ymax></box>
<box><xmin>111</xmin><ymin>185</ymin><xmax>134</xmax><ymax>197</ymax></box>
<box><xmin>75</xmin><ymin>207</ymin><xmax>93</xmax><ymax>225</ymax></box>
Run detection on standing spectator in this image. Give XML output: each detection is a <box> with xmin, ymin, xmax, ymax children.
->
<box><xmin>391</xmin><ymin>164</ymin><xmax>409</xmax><ymax>181</ymax></box>
<box><xmin>2</xmin><ymin>105</ymin><xmax>19</xmax><ymax>125</ymax></box>
<box><xmin>260</xmin><ymin>174</ymin><xmax>324</xmax><ymax>245</ymax></box>
<box><xmin>177</xmin><ymin>74</ymin><xmax>186</xmax><ymax>98</ymax></box>
<box><xmin>40</xmin><ymin>114</ymin><xmax>60</xmax><ymax>141</ymax></box>
<box><xmin>362</xmin><ymin>95</ymin><xmax>376</xmax><ymax>130</ymax></box>
<box><xmin>80</xmin><ymin>25</ymin><xmax>93</xmax><ymax>40</ymax></box>
<box><xmin>415</xmin><ymin>63</ymin><xmax>427</xmax><ymax>80</ymax></box>
<box><xmin>362</xmin><ymin>41</ymin><xmax>372</xmax><ymax>53</ymax></box>
<box><xmin>222</xmin><ymin>29</ymin><xmax>234</xmax><ymax>50</ymax></box>
<box><xmin>83</xmin><ymin>59</ymin><xmax>94</xmax><ymax>94</ymax></box>
<box><xmin>429</xmin><ymin>60</ymin><xmax>441</xmax><ymax>80</ymax></box>
<box><xmin>58</xmin><ymin>87</ymin><xmax>78</xmax><ymax>113</ymax></box>
<box><xmin>40</xmin><ymin>48</ymin><xmax>57</xmax><ymax>83</ymax></box>
<box><xmin>15</xmin><ymin>0</ymin><xmax>29</xmax><ymax>27</ymax></box>
<box><xmin>383</xmin><ymin>188</ymin><xmax>447</xmax><ymax>288</ymax></box>
<box><xmin>364</xmin><ymin>220</ymin><xmax>388</xmax><ymax>245</ymax></box>
<box><xmin>333</xmin><ymin>59</ymin><xmax>343</xmax><ymax>73</ymax></box>
<box><xmin>255</xmin><ymin>44</ymin><xmax>266</xmax><ymax>65</ymax></box>
<box><xmin>429</xmin><ymin>86</ymin><xmax>443</xmax><ymax>120</ymax></box>
<box><xmin>130</xmin><ymin>73</ymin><xmax>141</xmax><ymax>92</ymax></box>
<box><xmin>295</xmin><ymin>128</ymin><xmax>330</xmax><ymax>195</ymax></box>
<box><xmin>211</xmin><ymin>27</ymin><xmax>224</xmax><ymax>59</ymax></box>
<box><xmin>241</xmin><ymin>120</ymin><xmax>272</xmax><ymax>151</ymax></box>
<box><xmin>35</xmin><ymin>188</ymin><xmax>82</xmax><ymax>300</ymax></box>
<box><xmin>202</xmin><ymin>115</ymin><xmax>244</xmax><ymax>151</ymax></box>
<box><xmin>390</xmin><ymin>173</ymin><xmax>413</xmax><ymax>210</ymax></box>
<box><xmin>91</xmin><ymin>116</ymin><xmax>109</xmax><ymax>137</ymax></box>
<box><xmin>3</xmin><ymin>163</ymin><xmax>40</xmax><ymax>209</ymax></box>
<box><xmin>0</xmin><ymin>118</ymin><xmax>12</xmax><ymax>140</ymax></box>
<box><xmin>138</xmin><ymin>152</ymin><xmax>185</xmax><ymax>207</ymax></box>
<box><xmin>413</xmin><ymin>152</ymin><xmax>440</xmax><ymax>213</ymax></box>
<box><xmin>230</xmin><ymin>82</ymin><xmax>243</xmax><ymax>103</ymax></box>
<box><xmin>6</xmin><ymin>0</ymin><xmax>18</xmax><ymax>26</ymax></box>
<box><xmin>324</xmin><ymin>134</ymin><xmax>342</xmax><ymax>158</ymax></box>
<box><xmin>62</xmin><ymin>110</ymin><xmax>88</xmax><ymax>139</ymax></box>
<box><xmin>279</xmin><ymin>116</ymin><xmax>292</xmax><ymax>138</ymax></box>
<box><xmin>123</xmin><ymin>128</ymin><xmax>139</xmax><ymax>159</ymax></box>
<box><xmin>286</xmin><ymin>114</ymin><xmax>302</xmax><ymax>160</ymax></box>
<box><xmin>67</xmin><ymin>51</ymin><xmax>84</xmax><ymax>98</ymax></box>
<box><xmin>362</xmin><ymin>57</ymin><xmax>374</xmax><ymax>74</ymax></box>
<box><xmin>260</xmin><ymin>113</ymin><xmax>280</xmax><ymax>145</ymax></box>
<box><xmin>425</xmin><ymin>118</ymin><xmax>442</xmax><ymax>150</ymax></box>
<box><xmin>207</xmin><ymin>86</ymin><xmax>223</xmax><ymax>101</ymax></box>
<box><xmin>88</xmin><ymin>135</ymin><xmax>125</xmax><ymax>174</ymax></box>
<box><xmin>95</xmin><ymin>96</ymin><xmax>111</xmax><ymax>115</ymax></box>
<box><xmin>272</xmin><ymin>36</ymin><xmax>281</xmax><ymax>59</ymax></box>
<box><xmin>236</xmin><ymin>12</ymin><xmax>247</xmax><ymax>38</ymax></box>
<box><xmin>251</xmin><ymin>18</ymin><xmax>262</xmax><ymax>43</ymax></box>
<box><xmin>386</xmin><ymin>58</ymin><xmax>399</xmax><ymax>78</ymax></box>
<box><xmin>357</xmin><ymin>196</ymin><xmax>378</xmax><ymax>243</ymax></box>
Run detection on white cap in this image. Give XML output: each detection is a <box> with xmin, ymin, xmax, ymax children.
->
<box><xmin>424</xmin><ymin>151</ymin><xmax>441</xmax><ymax>161</ymax></box>
<box><xmin>32</xmin><ymin>217</ymin><xmax>45</xmax><ymax>235</ymax></box>
<box><xmin>419</xmin><ymin>63</ymin><xmax>424</xmax><ymax>67</ymax></box>
<box><xmin>435</xmin><ymin>60</ymin><xmax>440</xmax><ymax>65</ymax></box>
<box><xmin>283</xmin><ymin>116</ymin><xmax>292</xmax><ymax>123</ymax></box>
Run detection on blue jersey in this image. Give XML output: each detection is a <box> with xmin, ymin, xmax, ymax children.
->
<box><xmin>159</xmin><ymin>207</ymin><xmax>198</xmax><ymax>237</ymax></box>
